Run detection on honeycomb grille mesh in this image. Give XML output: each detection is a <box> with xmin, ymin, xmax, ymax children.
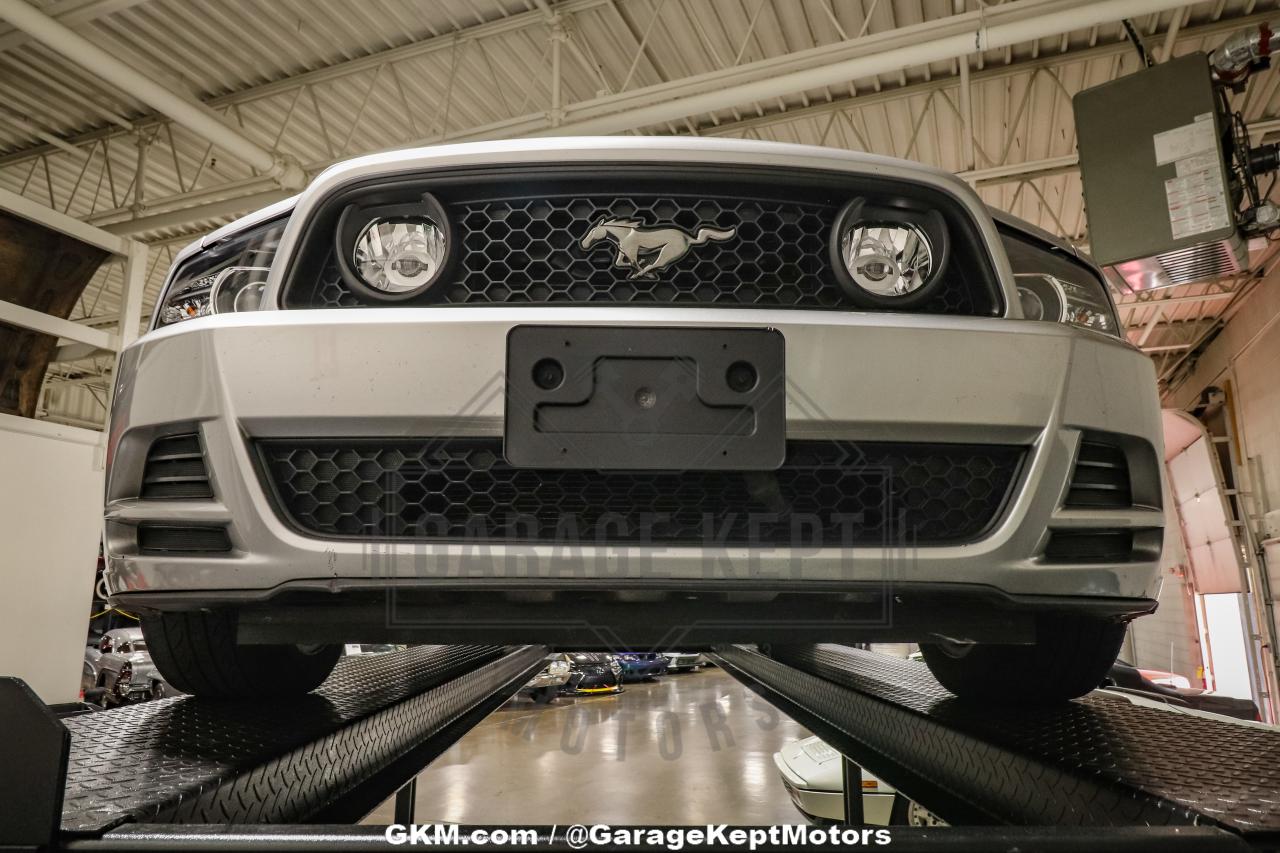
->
<box><xmin>256</xmin><ymin>438</ymin><xmax>1023</xmax><ymax>547</ymax></box>
<box><xmin>298</xmin><ymin>194</ymin><xmax>983</xmax><ymax>315</ymax></box>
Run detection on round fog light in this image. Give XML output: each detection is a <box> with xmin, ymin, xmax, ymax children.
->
<box><xmin>354</xmin><ymin>217</ymin><xmax>447</xmax><ymax>294</ymax></box>
<box><xmin>335</xmin><ymin>194</ymin><xmax>454</xmax><ymax>302</ymax></box>
<box><xmin>828</xmin><ymin>198</ymin><xmax>950</xmax><ymax>310</ymax></box>
<box><xmin>840</xmin><ymin>223</ymin><xmax>933</xmax><ymax>297</ymax></box>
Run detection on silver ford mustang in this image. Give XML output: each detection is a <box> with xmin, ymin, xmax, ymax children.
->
<box><xmin>103</xmin><ymin>137</ymin><xmax>1163</xmax><ymax>702</ymax></box>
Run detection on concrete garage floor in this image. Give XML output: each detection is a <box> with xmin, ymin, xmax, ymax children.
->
<box><xmin>366</xmin><ymin>666</ymin><xmax>812</xmax><ymax>824</ymax></box>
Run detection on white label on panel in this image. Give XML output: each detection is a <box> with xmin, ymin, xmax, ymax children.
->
<box><xmin>1154</xmin><ymin>119</ymin><xmax>1217</xmax><ymax>165</ymax></box>
<box><xmin>1165</xmin><ymin>164</ymin><xmax>1230</xmax><ymax>240</ymax></box>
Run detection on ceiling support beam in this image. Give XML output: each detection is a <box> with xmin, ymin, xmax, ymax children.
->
<box><xmin>0</xmin><ymin>0</ymin><xmax>304</xmax><ymax>189</ymax></box>
<box><xmin>1135</xmin><ymin>307</ymin><xmax>1165</xmax><ymax>346</ymax></box>
<box><xmin>0</xmin><ymin>0</ymin><xmax>147</xmax><ymax>54</ymax></box>
<box><xmin>98</xmin><ymin>188</ymin><xmax>293</xmax><ymax>236</ymax></box>
<box><xmin>532</xmin><ymin>0</ymin><xmax>613</xmax><ymax>96</ymax></box>
<box><xmin>1158</xmin><ymin>5</ymin><xmax>1186</xmax><ymax>61</ymax></box>
<box><xmin>0</xmin><ymin>183</ymin><xmax>125</xmax><ymax>254</ymax></box>
<box><xmin>699</xmin><ymin>8</ymin><xmax>1276</xmax><ymax>139</ymax></box>
<box><xmin>0</xmin><ymin>298</ymin><xmax>116</xmax><ymax>350</ymax></box>
<box><xmin>954</xmin><ymin>0</ymin><xmax>976</xmax><ymax>172</ymax></box>
<box><xmin>0</xmin><ymin>0</ymin><xmax>1255</xmax><ymax>238</ymax></box>
<box><xmin>1117</xmin><ymin>290</ymin><xmax>1239</xmax><ymax>309</ymax></box>
<box><xmin>0</xmin><ymin>0</ymin><xmax>614</xmax><ymax>170</ymax></box>
<box><xmin>521</xmin><ymin>0</ymin><xmax>1192</xmax><ymax>137</ymax></box>
<box><xmin>0</xmin><ymin>105</ymin><xmax>81</xmax><ymax>156</ymax></box>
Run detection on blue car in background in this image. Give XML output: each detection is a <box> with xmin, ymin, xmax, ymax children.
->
<box><xmin>614</xmin><ymin>652</ymin><xmax>669</xmax><ymax>681</ymax></box>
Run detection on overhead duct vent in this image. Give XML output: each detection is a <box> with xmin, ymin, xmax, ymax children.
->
<box><xmin>1110</xmin><ymin>234</ymin><xmax>1249</xmax><ymax>291</ymax></box>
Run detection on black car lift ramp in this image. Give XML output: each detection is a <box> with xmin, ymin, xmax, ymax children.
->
<box><xmin>709</xmin><ymin>644</ymin><xmax>1280</xmax><ymax>852</ymax></box>
<box><xmin>3</xmin><ymin>642</ymin><xmax>1279</xmax><ymax>852</ymax></box>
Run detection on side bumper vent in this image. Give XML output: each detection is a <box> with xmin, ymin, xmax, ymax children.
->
<box><xmin>137</xmin><ymin>525</ymin><xmax>231</xmax><ymax>554</ymax></box>
<box><xmin>1043</xmin><ymin>530</ymin><xmax>1134</xmax><ymax>564</ymax></box>
<box><xmin>1066</xmin><ymin>434</ymin><xmax>1131</xmax><ymax>508</ymax></box>
<box><xmin>141</xmin><ymin>433</ymin><xmax>212</xmax><ymax>499</ymax></box>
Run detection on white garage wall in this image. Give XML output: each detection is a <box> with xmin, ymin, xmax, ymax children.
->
<box><xmin>1168</xmin><ymin>270</ymin><xmax>1280</xmax><ymax>515</ymax></box>
<box><xmin>1166</xmin><ymin>270</ymin><xmax>1280</xmax><ymax>714</ymax></box>
<box><xmin>0</xmin><ymin>415</ymin><xmax>104</xmax><ymax>704</ymax></box>
<box><xmin>1127</xmin><ymin>458</ymin><xmax>1203</xmax><ymax>682</ymax></box>
<box><xmin>1128</xmin><ymin>564</ymin><xmax>1203</xmax><ymax>682</ymax></box>
<box><xmin>1234</xmin><ymin>333</ymin><xmax>1280</xmax><ymax>515</ymax></box>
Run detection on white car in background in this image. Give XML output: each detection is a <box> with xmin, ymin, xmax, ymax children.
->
<box><xmin>774</xmin><ymin>736</ymin><xmax>941</xmax><ymax>826</ymax></box>
<box><xmin>103</xmin><ymin>137</ymin><xmax>1163</xmax><ymax>701</ymax></box>
<box><xmin>663</xmin><ymin>652</ymin><xmax>706</xmax><ymax>672</ymax></box>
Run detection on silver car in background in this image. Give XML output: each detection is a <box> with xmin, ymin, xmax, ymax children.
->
<box><xmin>91</xmin><ymin>627</ymin><xmax>169</xmax><ymax>704</ymax></box>
<box><xmin>519</xmin><ymin>655</ymin><xmax>574</xmax><ymax>704</ymax></box>
<box><xmin>663</xmin><ymin>652</ymin><xmax>706</xmax><ymax>672</ymax></box>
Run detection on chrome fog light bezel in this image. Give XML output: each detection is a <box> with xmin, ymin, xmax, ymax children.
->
<box><xmin>334</xmin><ymin>193</ymin><xmax>454</xmax><ymax>302</ymax></box>
<box><xmin>829</xmin><ymin>197</ymin><xmax>951</xmax><ymax>310</ymax></box>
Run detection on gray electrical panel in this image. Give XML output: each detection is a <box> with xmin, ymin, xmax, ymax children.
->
<box><xmin>1074</xmin><ymin>53</ymin><xmax>1245</xmax><ymax>285</ymax></box>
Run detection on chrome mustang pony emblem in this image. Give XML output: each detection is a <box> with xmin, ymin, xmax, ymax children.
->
<box><xmin>580</xmin><ymin>217</ymin><xmax>737</xmax><ymax>279</ymax></box>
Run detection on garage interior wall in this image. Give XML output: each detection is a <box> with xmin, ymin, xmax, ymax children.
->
<box><xmin>1128</xmin><ymin>528</ymin><xmax>1203</xmax><ymax>683</ymax></box>
<box><xmin>0</xmin><ymin>417</ymin><xmax>104</xmax><ymax>704</ymax></box>
<box><xmin>1167</xmin><ymin>263</ymin><xmax>1280</xmax><ymax>698</ymax></box>
<box><xmin>1169</xmin><ymin>267</ymin><xmax>1280</xmax><ymax>512</ymax></box>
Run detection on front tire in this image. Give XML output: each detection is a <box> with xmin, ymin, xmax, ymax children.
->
<box><xmin>920</xmin><ymin>613</ymin><xmax>1126</xmax><ymax>704</ymax></box>
<box><xmin>141</xmin><ymin>610</ymin><xmax>341</xmax><ymax>699</ymax></box>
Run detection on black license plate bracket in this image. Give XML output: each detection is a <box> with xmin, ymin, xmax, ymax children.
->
<box><xmin>504</xmin><ymin>326</ymin><xmax>784</xmax><ymax>470</ymax></box>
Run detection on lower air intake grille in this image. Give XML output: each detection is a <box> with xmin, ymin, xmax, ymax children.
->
<box><xmin>1043</xmin><ymin>530</ymin><xmax>1134</xmax><ymax>564</ymax></box>
<box><xmin>137</xmin><ymin>525</ymin><xmax>231</xmax><ymax>554</ymax></box>
<box><xmin>1066</xmin><ymin>434</ymin><xmax>1131</xmax><ymax>508</ymax></box>
<box><xmin>256</xmin><ymin>438</ymin><xmax>1025</xmax><ymax>547</ymax></box>
<box><xmin>141</xmin><ymin>433</ymin><xmax>212</xmax><ymax>499</ymax></box>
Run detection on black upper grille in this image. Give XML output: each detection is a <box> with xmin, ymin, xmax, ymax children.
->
<box><xmin>141</xmin><ymin>433</ymin><xmax>212</xmax><ymax>499</ymax></box>
<box><xmin>288</xmin><ymin>179</ymin><xmax>996</xmax><ymax>316</ymax></box>
<box><xmin>1065</xmin><ymin>435</ymin><xmax>1131</xmax><ymax>508</ymax></box>
<box><xmin>256</xmin><ymin>438</ymin><xmax>1024</xmax><ymax>547</ymax></box>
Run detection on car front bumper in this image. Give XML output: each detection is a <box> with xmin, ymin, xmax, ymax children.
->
<box><xmin>105</xmin><ymin>306</ymin><xmax>1164</xmax><ymax>615</ymax></box>
<box><xmin>566</xmin><ymin>670</ymin><xmax>622</xmax><ymax>693</ymax></box>
<box><xmin>522</xmin><ymin>671</ymin><xmax>571</xmax><ymax>690</ymax></box>
<box><xmin>772</xmin><ymin>752</ymin><xmax>896</xmax><ymax>825</ymax></box>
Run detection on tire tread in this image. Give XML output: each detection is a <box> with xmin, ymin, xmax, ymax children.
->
<box><xmin>142</xmin><ymin>611</ymin><xmax>340</xmax><ymax>698</ymax></box>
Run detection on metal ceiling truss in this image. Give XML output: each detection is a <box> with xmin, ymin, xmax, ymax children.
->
<box><xmin>0</xmin><ymin>0</ymin><xmax>1245</xmax><ymax>241</ymax></box>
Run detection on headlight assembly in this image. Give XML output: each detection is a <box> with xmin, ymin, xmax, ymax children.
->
<box><xmin>335</xmin><ymin>194</ymin><xmax>453</xmax><ymax>301</ymax></box>
<box><xmin>830</xmin><ymin>197</ymin><xmax>951</xmax><ymax>309</ymax></box>
<box><xmin>155</xmin><ymin>218</ymin><xmax>284</xmax><ymax>328</ymax></box>
<box><xmin>1001</xmin><ymin>230</ymin><xmax>1121</xmax><ymax>337</ymax></box>
<box><xmin>1015</xmin><ymin>274</ymin><xmax>1118</xmax><ymax>335</ymax></box>
<box><xmin>157</xmin><ymin>266</ymin><xmax>271</xmax><ymax>326</ymax></box>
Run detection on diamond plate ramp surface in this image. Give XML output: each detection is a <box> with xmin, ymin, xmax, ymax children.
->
<box><xmin>714</xmin><ymin>644</ymin><xmax>1280</xmax><ymax>836</ymax></box>
<box><xmin>61</xmin><ymin>644</ymin><xmax>545</xmax><ymax>833</ymax></box>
